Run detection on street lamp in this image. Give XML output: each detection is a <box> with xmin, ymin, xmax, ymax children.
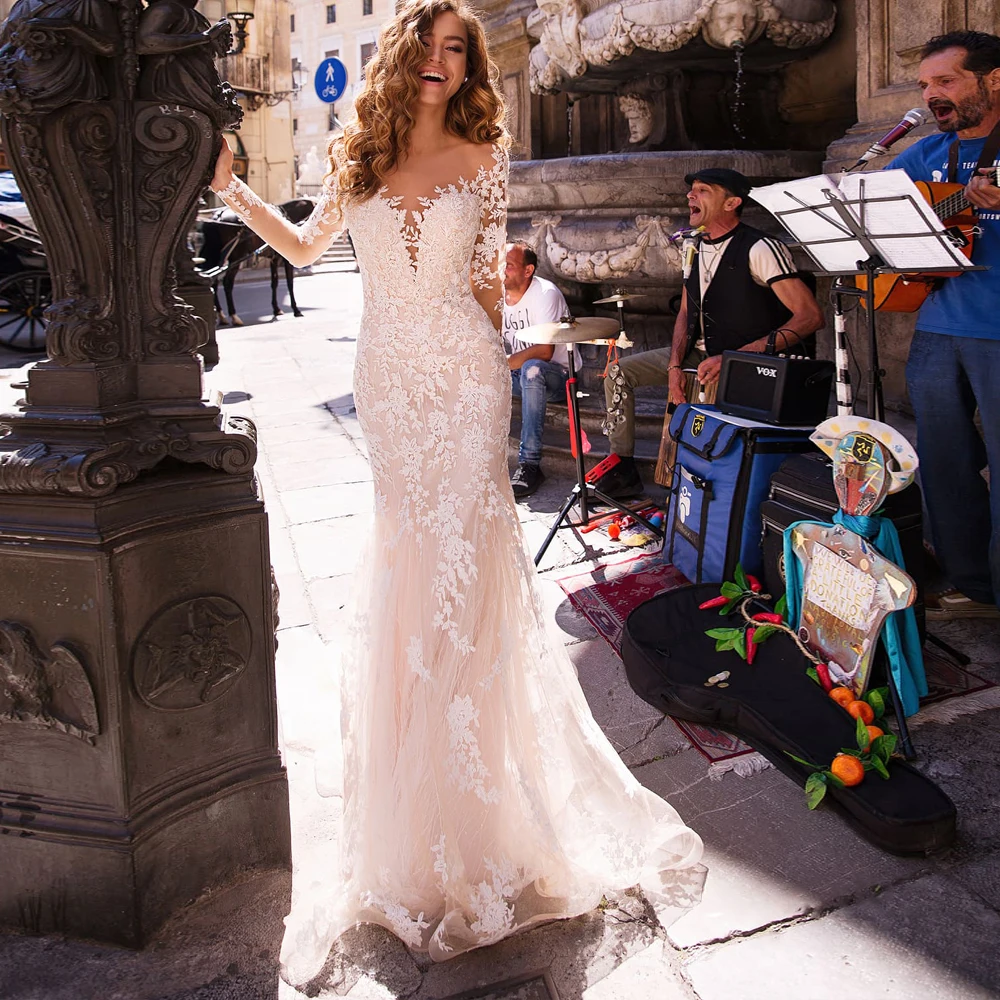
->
<box><xmin>225</xmin><ymin>0</ymin><xmax>255</xmax><ymax>56</ymax></box>
<box><xmin>291</xmin><ymin>58</ymin><xmax>307</xmax><ymax>94</ymax></box>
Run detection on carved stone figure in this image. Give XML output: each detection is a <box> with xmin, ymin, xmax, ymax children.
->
<box><xmin>135</xmin><ymin>0</ymin><xmax>242</xmax><ymax>129</ymax></box>
<box><xmin>619</xmin><ymin>92</ymin><xmax>654</xmax><ymax>143</ymax></box>
<box><xmin>702</xmin><ymin>0</ymin><xmax>765</xmax><ymax>49</ymax></box>
<box><xmin>0</xmin><ymin>621</ymin><xmax>99</xmax><ymax>743</ymax></box>
<box><xmin>296</xmin><ymin>145</ymin><xmax>326</xmax><ymax>191</ymax></box>
<box><xmin>528</xmin><ymin>0</ymin><xmax>586</xmax><ymax>95</ymax></box>
<box><xmin>0</xmin><ymin>0</ymin><xmax>121</xmax><ymax>115</ymax></box>
<box><xmin>528</xmin><ymin>0</ymin><xmax>837</xmax><ymax>94</ymax></box>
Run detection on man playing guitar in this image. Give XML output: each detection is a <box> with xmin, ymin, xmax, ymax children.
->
<box><xmin>889</xmin><ymin>31</ymin><xmax>1000</xmax><ymax>620</ymax></box>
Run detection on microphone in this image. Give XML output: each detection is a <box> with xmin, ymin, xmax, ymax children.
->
<box><xmin>849</xmin><ymin>108</ymin><xmax>929</xmax><ymax>169</ymax></box>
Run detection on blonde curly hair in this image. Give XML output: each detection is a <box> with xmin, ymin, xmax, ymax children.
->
<box><xmin>326</xmin><ymin>0</ymin><xmax>510</xmax><ymax>209</ymax></box>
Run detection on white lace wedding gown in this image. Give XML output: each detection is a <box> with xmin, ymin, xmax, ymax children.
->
<box><xmin>221</xmin><ymin>144</ymin><xmax>703</xmax><ymax>986</ymax></box>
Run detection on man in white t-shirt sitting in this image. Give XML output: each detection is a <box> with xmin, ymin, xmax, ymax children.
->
<box><xmin>503</xmin><ymin>242</ymin><xmax>576</xmax><ymax>499</ymax></box>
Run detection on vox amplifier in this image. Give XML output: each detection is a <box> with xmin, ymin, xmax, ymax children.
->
<box><xmin>716</xmin><ymin>350</ymin><xmax>834</xmax><ymax>426</ymax></box>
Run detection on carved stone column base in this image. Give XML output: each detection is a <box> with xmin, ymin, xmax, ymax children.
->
<box><xmin>0</xmin><ymin>468</ymin><xmax>290</xmax><ymax>946</ymax></box>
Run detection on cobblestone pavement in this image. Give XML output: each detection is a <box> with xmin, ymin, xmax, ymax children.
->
<box><xmin>1</xmin><ymin>271</ymin><xmax>998</xmax><ymax>1000</ymax></box>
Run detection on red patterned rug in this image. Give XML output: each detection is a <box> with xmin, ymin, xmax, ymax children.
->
<box><xmin>557</xmin><ymin>554</ymin><xmax>1000</xmax><ymax>777</ymax></box>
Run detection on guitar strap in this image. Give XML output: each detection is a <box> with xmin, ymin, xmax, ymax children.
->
<box><xmin>947</xmin><ymin>118</ymin><xmax>1000</xmax><ymax>182</ymax></box>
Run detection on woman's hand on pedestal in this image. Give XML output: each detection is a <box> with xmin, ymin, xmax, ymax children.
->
<box><xmin>210</xmin><ymin>138</ymin><xmax>236</xmax><ymax>193</ymax></box>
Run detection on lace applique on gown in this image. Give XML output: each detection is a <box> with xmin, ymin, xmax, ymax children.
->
<box><xmin>270</xmin><ymin>145</ymin><xmax>705</xmax><ymax>985</ymax></box>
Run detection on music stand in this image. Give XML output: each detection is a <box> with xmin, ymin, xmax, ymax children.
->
<box><xmin>750</xmin><ymin>172</ymin><xmax>980</xmax><ymax>752</ymax></box>
<box><xmin>750</xmin><ymin>171</ymin><xmax>980</xmax><ymax>420</ymax></box>
<box><xmin>519</xmin><ymin>319</ymin><xmax>664</xmax><ymax>566</ymax></box>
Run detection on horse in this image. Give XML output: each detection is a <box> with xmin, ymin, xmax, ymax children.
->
<box><xmin>197</xmin><ymin>198</ymin><xmax>316</xmax><ymax>326</ymax></box>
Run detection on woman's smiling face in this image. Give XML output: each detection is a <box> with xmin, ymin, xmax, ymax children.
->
<box><xmin>415</xmin><ymin>11</ymin><xmax>469</xmax><ymax>108</ymax></box>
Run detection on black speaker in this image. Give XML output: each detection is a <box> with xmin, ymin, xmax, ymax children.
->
<box><xmin>717</xmin><ymin>350</ymin><xmax>834</xmax><ymax>426</ymax></box>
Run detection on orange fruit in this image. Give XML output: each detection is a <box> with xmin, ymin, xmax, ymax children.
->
<box><xmin>847</xmin><ymin>700</ymin><xmax>875</xmax><ymax>724</ymax></box>
<box><xmin>830</xmin><ymin>753</ymin><xmax>865</xmax><ymax>786</ymax></box>
<box><xmin>829</xmin><ymin>686</ymin><xmax>855</xmax><ymax>709</ymax></box>
<box><xmin>865</xmin><ymin>725</ymin><xmax>884</xmax><ymax>747</ymax></box>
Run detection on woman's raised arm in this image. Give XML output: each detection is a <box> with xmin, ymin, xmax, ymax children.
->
<box><xmin>209</xmin><ymin>140</ymin><xmax>344</xmax><ymax>268</ymax></box>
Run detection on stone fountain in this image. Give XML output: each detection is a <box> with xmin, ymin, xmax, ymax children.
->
<box><xmin>485</xmin><ymin>0</ymin><xmax>854</xmax><ymax>395</ymax></box>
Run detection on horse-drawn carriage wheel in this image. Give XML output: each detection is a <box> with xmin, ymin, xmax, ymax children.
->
<box><xmin>0</xmin><ymin>271</ymin><xmax>52</xmax><ymax>352</ymax></box>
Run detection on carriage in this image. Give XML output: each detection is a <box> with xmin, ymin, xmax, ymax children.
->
<box><xmin>0</xmin><ymin>170</ymin><xmax>51</xmax><ymax>353</ymax></box>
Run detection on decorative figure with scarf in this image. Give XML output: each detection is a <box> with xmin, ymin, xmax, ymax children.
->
<box><xmin>784</xmin><ymin>418</ymin><xmax>927</xmax><ymax>724</ymax></box>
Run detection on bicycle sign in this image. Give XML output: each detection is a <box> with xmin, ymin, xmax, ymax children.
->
<box><xmin>315</xmin><ymin>57</ymin><xmax>348</xmax><ymax>104</ymax></box>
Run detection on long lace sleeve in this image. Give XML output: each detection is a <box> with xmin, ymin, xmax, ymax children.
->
<box><xmin>215</xmin><ymin>176</ymin><xmax>344</xmax><ymax>268</ymax></box>
<box><xmin>470</xmin><ymin>145</ymin><xmax>508</xmax><ymax>320</ymax></box>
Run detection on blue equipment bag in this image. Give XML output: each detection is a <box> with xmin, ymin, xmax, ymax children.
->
<box><xmin>664</xmin><ymin>404</ymin><xmax>815</xmax><ymax>583</ymax></box>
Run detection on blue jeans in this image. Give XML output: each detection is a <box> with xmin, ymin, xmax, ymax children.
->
<box><xmin>511</xmin><ymin>358</ymin><xmax>569</xmax><ymax>465</ymax></box>
<box><xmin>906</xmin><ymin>329</ymin><xmax>1000</xmax><ymax>606</ymax></box>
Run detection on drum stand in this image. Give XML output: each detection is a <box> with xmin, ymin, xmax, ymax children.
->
<box><xmin>533</xmin><ymin>349</ymin><xmax>663</xmax><ymax>566</ymax></box>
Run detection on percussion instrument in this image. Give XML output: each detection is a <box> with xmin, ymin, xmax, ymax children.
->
<box><xmin>592</xmin><ymin>291</ymin><xmax>647</xmax><ymax>305</ymax></box>
<box><xmin>517</xmin><ymin>316</ymin><xmax>621</xmax><ymax>345</ymax></box>
<box><xmin>522</xmin><ymin>315</ymin><xmax>663</xmax><ymax>565</ymax></box>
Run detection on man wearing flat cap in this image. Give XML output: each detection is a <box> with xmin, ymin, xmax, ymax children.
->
<box><xmin>594</xmin><ymin>167</ymin><xmax>824</xmax><ymax>499</ymax></box>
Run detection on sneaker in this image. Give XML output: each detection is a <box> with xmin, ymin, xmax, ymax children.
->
<box><xmin>591</xmin><ymin>455</ymin><xmax>644</xmax><ymax>500</ymax></box>
<box><xmin>925</xmin><ymin>588</ymin><xmax>1000</xmax><ymax>621</ymax></box>
<box><xmin>511</xmin><ymin>462</ymin><xmax>545</xmax><ymax>499</ymax></box>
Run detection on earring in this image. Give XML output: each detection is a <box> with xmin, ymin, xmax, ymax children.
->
<box><xmin>464</xmin><ymin>76</ymin><xmax>469</xmax><ymax>83</ymax></box>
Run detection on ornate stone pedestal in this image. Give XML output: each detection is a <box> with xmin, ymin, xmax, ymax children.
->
<box><xmin>0</xmin><ymin>0</ymin><xmax>290</xmax><ymax>944</ymax></box>
<box><xmin>0</xmin><ymin>469</ymin><xmax>288</xmax><ymax>945</ymax></box>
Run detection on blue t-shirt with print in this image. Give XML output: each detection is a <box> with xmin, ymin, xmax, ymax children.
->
<box><xmin>889</xmin><ymin>132</ymin><xmax>1000</xmax><ymax>340</ymax></box>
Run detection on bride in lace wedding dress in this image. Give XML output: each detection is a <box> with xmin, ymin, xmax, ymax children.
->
<box><xmin>210</xmin><ymin>0</ymin><xmax>703</xmax><ymax>985</ymax></box>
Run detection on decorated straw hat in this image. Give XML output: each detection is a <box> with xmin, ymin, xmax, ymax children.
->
<box><xmin>810</xmin><ymin>416</ymin><xmax>918</xmax><ymax>494</ymax></box>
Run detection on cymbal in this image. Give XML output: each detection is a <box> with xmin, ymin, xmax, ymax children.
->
<box><xmin>592</xmin><ymin>292</ymin><xmax>647</xmax><ymax>305</ymax></box>
<box><xmin>517</xmin><ymin>316</ymin><xmax>622</xmax><ymax>345</ymax></box>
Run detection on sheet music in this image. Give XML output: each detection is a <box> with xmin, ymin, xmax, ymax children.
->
<box><xmin>751</xmin><ymin>175</ymin><xmax>870</xmax><ymax>272</ymax></box>
<box><xmin>839</xmin><ymin>171</ymin><xmax>970</xmax><ymax>269</ymax></box>
<box><xmin>751</xmin><ymin>169</ymin><xmax>974</xmax><ymax>273</ymax></box>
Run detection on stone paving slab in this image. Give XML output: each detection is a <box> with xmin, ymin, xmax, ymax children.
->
<box><xmin>632</xmin><ymin>743</ymin><xmax>926</xmax><ymax>948</ymax></box>
<box><xmin>290</xmin><ymin>513</ymin><xmax>370</xmax><ymax>579</ymax></box>
<box><xmin>282</xmin><ymin>482</ymin><xmax>375</xmax><ymax>528</ymax></box>
<box><xmin>685</xmin><ymin>873</ymin><xmax>1000</xmax><ymax>1000</ymax></box>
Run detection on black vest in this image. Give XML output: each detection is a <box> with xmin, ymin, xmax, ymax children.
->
<box><xmin>685</xmin><ymin>223</ymin><xmax>795</xmax><ymax>357</ymax></box>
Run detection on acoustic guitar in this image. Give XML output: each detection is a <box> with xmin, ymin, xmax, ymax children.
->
<box><xmin>857</xmin><ymin>167</ymin><xmax>999</xmax><ymax>312</ymax></box>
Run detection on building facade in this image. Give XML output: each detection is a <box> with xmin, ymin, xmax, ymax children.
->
<box><xmin>288</xmin><ymin>0</ymin><xmax>394</xmax><ymax>193</ymax></box>
<box><xmin>203</xmin><ymin>0</ymin><xmax>297</xmax><ymax>206</ymax></box>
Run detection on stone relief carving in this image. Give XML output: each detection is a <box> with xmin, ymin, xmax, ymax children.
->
<box><xmin>44</xmin><ymin>270</ymin><xmax>119</xmax><ymax>363</ymax></box>
<box><xmin>0</xmin><ymin>622</ymin><xmax>99</xmax><ymax>744</ymax></box>
<box><xmin>618</xmin><ymin>94</ymin><xmax>653</xmax><ymax>145</ymax></box>
<box><xmin>135</xmin><ymin>0</ymin><xmax>242</xmax><ymax>130</ymax></box>
<box><xmin>0</xmin><ymin>414</ymin><xmax>257</xmax><ymax>497</ymax></box>
<box><xmin>0</xmin><ymin>0</ymin><xmax>121</xmax><ymax>116</ymax></box>
<box><xmin>529</xmin><ymin>0</ymin><xmax>837</xmax><ymax>94</ymax></box>
<box><xmin>619</xmin><ymin>92</ymin><xmax>654</xmax><ymax>144</ymax></box>
<box><xmin>0</xmin><ymin>0</ymin><xmax>256</xmax><ymax>498</ymax></box>
<box><xmin>531</xmin><ymin>213</ymin><xmax>681</xmax><ymax>281</ymax></box>
<box><xmin>132</xmin><ymin>596</ymin><xmax>251</xmax><ymax>711</ymax></box>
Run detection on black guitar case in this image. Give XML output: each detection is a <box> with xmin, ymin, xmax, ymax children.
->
<box><xmin>621</xmin><ymin>583</ymin><xmax>956</xmax><ymax>855</ymax></box>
